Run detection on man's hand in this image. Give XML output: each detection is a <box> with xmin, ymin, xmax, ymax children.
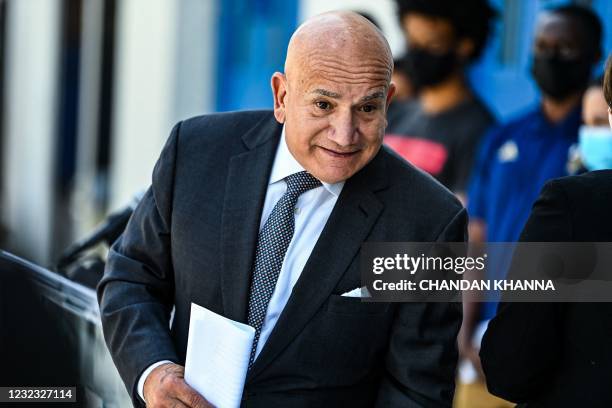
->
<box><xmin>143</xmin><ymin>362</ymin><xmax>214</xmax><ymax>408</ymax></box>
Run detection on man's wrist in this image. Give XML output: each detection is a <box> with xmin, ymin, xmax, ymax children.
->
<box><xmin>138</xmin><ymin>360</ymin><xmax>174</xmax><ymax>402</ymax></box>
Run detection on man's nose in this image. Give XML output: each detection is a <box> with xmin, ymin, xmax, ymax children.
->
<box><xmin>328</xmin><ymin>110</ymin><xmax>357</xmax><ymax>147</ymax></box>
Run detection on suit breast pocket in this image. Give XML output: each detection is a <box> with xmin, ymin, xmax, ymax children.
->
<box><xmin>326</xmin><ymin>294</ymin><xmax>390</xmax><ymax>315</ymax></box>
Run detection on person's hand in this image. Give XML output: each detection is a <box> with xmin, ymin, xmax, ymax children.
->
<box><xmin>457</xmin><ymin>330</ymin><xmax>485</xmax><ymax>380</ymax></box>
<box><xmin>462</xmin><ymin>345</ymin><xmax>485</xmax><ymax>380</ymax></box>
<box><xmin>143</xmin><ymin>362</ymin><xmax>214</xmax><ymax>408</ymax></box>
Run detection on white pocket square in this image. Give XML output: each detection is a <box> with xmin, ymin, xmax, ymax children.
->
<box><xmin>340</xmin><ymin>286</ymin><xmax>371</xmax><ymax>298</ymax></box>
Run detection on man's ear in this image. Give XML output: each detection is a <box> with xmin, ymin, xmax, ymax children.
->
<box><xmin>271</xmin><ymin>72</ymin><xmax>288</xmax><ymax>123</ymax></box>
<box><xmin>385</xmin><ymin>83</ymin><xmax>397</xmax><ymax>111</ymax></box>
<box><xmin>457</xmin><ymin>38</ymin><xmax>475</xmax><ymax>61</ymax></box>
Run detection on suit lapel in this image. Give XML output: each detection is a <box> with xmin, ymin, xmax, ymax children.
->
<box><xmin>220</xmin><ymin>114</ymin><xmax>282</xmax><ymax>323</ymax></box>
<box><xmin>247</xmin><ymin>150</ymin><xmax>389</xmax><ymax>381</ymax></box>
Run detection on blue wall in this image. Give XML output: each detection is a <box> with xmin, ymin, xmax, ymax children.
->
<box><xmin>215</xmin><ymin>0</ymin><xmax>298</xmax><ymax>112</ymax></box>
<box><xmin>216</xmin><ymin>0</ymin><xmax>612</xmax><ymax>120</ymax></box>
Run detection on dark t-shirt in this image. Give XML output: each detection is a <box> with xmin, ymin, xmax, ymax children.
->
<box><xmin>385</xmin><ymin>97</ymin><xmax>495</xmax><ymax>192</ymax></box>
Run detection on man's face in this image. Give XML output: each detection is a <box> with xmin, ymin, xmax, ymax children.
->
<box><xmin>531</xmin><ymin>13</ymin><xmax>595</xmax><ymax>102</ymax></box>
<box><xmin>271</xmin><ymin>57</ymin><xmax>394</xmax><ymax>184</ymax></box>
<box><xmin>402</xmin><ymin>13</ymin><xmax>456</xmax><ymax>55</ymax></box>
<box><xmin>533</xmin><ymin>14</ymin><xmax>583</xmax><ymax>61</ymax></box>
<box><xmin>582</xmin><ymin>87</ymin><xmax>609</xmax><ymax>127</ymax></box>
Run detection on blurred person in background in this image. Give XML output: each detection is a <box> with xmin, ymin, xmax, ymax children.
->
<box><xmin>480</xmin><ymin>55</ymin><xmax>612</xmax><ymax>408</ymax></box>
<box><xmin>461</xmin><ymin>4</ymin><xmax>602</xmax><ymax>407</ymax></box>
<box><xmin>387</xmin><ymin>55</ymin><xmax>415</xmax><ymax>127</ymax></box>
<box><xmin>386</xmin><ymin>0</ymin><xmax>497</xmax><ymax>201</ymax></box>
<box><xmin>567</xmin><ymin>76</ymin><xmax>612</xmax><ymax>174</ymax></box>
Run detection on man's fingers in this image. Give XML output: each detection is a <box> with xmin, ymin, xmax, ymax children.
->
<box><xmin>176</xmin><ymin>379</ymin><xmax>213</xmax><ymax>408</ymax></box>
<box><xmin>175</xmin><ymin>380</ymin><xmax>213</xmax><ymax>408</ymax></box>
<box><xmin>143</xmin><ymin>362</ymin><xmax>213</xmax><ymax>407</ymax></box>
<box><xmin>167</xmin><ymin>398</ymin><xmax>190</xmax><ymax>408</ymax></box>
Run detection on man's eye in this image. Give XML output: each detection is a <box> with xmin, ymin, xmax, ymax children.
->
<box><xmin>361</xmin><ymin>104</ymin><xmax>377</xmax><ymax>113</ymax></box>
<box><xmin>315</xmin><ymin>101</ymin><xmax>331</xmax><ymax>110</ymax></box>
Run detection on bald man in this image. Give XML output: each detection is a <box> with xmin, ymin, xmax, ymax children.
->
<box><xmin>98</xmin><ymin>12</ymin><xmax>465</xmax><ymax>408</ymax></box>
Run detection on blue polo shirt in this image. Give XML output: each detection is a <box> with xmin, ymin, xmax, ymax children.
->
<box><xmin>467</xmin><ymin>104</ymin><xmax>581</xmax><ymax>320</ymax></box>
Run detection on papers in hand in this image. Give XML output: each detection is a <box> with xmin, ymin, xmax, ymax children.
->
<box><xmin>184</xmin><ymin>303</ymin><xmax>255</xmax><ymax>408</ymax></box>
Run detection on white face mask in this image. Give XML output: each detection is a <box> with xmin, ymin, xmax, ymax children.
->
<box><xmin>578</xmin><ymin>125</ymin><xmax>612</xmax><ymax>170</ymax></box>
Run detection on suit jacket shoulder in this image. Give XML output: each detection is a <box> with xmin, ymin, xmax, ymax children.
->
<box><xmin>377</xmin><ymin>146</ymin><xmax>465</xmax><ymax>242</ymax></box>
<box><xmin>176</xmin><ymin>110</ymin><xmax>275</xmax><ymax>155</ymax></box>
<box><xmin>521</xmin><ymin>170</ymin><xmax>612</xmax><ymax>242</ymax></box>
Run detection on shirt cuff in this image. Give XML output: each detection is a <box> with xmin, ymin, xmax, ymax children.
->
<box><xmin>138</xmin><ymin>360</ymin><xmax>173</xmax><ymax>403</ymax></box>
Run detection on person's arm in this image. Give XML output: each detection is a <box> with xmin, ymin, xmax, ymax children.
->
<box><xmin>480</xmin><ymin>179</ymin><xmax>572</xmax><ymax>402</ymax></box>
<box><xmin>97</xmin><ymin>122</ymin><xmax>211</xmax><ymax>408</ymax></box>
<box><xmin>375</xmin><ymin>208</ymin><xmax>466</xmax><ymax>407</ymax></box>
<box><xmin>457</xmin><ymin>129</ymin><xmax>494</xmax><ymax>377</ymax></box>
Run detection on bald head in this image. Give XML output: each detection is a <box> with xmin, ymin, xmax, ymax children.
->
<box><xmin>285</xmin><ymin>11</ymin><xmax>393</xmax><ymax>85</ymax></box>
<box><xmin>270</xmin><ymin>11</ymin><xmax>396</xmax><ymax>184</ymax></box>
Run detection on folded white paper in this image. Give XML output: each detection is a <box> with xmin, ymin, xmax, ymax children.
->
<box><xmin>184</xmin><ymin>303</ymin><xmax>255</xmax><ymax>408</ymax></box>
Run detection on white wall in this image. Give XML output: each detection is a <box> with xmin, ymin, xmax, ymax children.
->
<box><xmin>72</xmin><ymin>0</ymin><xmax>106</xmax><ymax>239</ymax></box>
<box><xmin>299</xmin><ymin>0</ymin><xmax>406</xmax><ymax>57</ymax></box>
<box><xmin>2</xmin><ymin>0</ymin><xmax>61</xmax><ymax>265</ymax></box>
<box><xmin>109</xmin><ymin>0</ymin><xmax>217</xmax><ymax>211</ymax></box>
<box><xmin>109</xmin><ymin>0</ymin><xmax>180</xmax><ymax>211</ymax></box>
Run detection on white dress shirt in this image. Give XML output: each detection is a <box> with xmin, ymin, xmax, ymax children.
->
<box><xmin>137</xmin><ymin>127</ymin><xmax>344</xmax><ymax>401</ymax></box>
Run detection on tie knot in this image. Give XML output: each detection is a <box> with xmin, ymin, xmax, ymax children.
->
<box><xmin>285</xmin><ymin>171</ymin><xmax>322</xmax><ymax>196</ymax></box>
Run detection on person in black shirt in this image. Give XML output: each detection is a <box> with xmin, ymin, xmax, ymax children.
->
<box><xmin>388</xmin><ymin>0</ymin><xmax>496</xmax><ymax>200</ymax></box>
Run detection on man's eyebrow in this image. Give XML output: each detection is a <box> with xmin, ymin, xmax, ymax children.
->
<box><xmin>360</xmin><ymin>91</ymin><xmax>385</xmax><ymax>102</ymax></box>
<box><xmin>311</xmin><ymin>89</ymin><xmax>342</xmax><ymax>98</ymax></box>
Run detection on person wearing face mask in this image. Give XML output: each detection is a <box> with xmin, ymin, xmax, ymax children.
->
<box><xmin>463</xmin><ymin>4</ymin><xmax>602</xmax><ymax>407</ymax></box>
<box><xmin>386</xmin><ymin>56</ymin><xmax>416</xmax><ymax>126</ymax></box>
<box><xmin>479</xmin><ymin>55</ymin><xmax>612</xmax><ymax>408</ymax></box>
<box><xmin>469</xmin><ymin>5</ymin><xmax>602</xmax><ymax>246</ymax></box>
<box><xmin>386</xmin><ymin>0</ymin><xmax>497</xmax><ymax>201</ymax></box>
<box><xmin>567</xmin><ymin>77</ymin><xmax>612</xmax><ymax>174</ymax></box>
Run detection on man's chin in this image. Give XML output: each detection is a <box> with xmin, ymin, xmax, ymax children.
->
<box><xmin>312</xmin><ymin>165</ymin><xmax>357</xmax><ymax>184</ymax></box>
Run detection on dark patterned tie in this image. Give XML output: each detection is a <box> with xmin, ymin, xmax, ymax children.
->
<box><xmin>247</xmin><ymin>171</ymin><xmax>322</xmax><ymax>368</ymax></box>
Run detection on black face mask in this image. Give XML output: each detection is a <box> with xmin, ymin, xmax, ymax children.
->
<box><xmin>404</xmin><ymin>47</ymin><xmax>458</xmax><ymax>90</ymax></box>
<box><xmin>531</xmin><ymin>55</ymin><xmax>592</xmax><ymax>101</ymax></box>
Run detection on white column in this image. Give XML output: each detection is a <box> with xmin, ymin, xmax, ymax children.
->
<box><xmin>109</xmin><ymin>0</ymin><xmax>217</xmax><ymax>211</ymax></box>
<box><xmin>109</xmin><ymin>0</ymin><xmax>179</xmax><ymax>211</ymax></box>
<box><xmin>174</xmin><ymin>0</ymin><xmax>217</xmax><ymax>120</ymax></box>
<box><xmin>1</xmin><ymin>0</ymin><xmax>61</xmax><ymax>265</ymax></box>
<box><xmin>71</xmin><ymin>0</ymin><xmax>105</xmax><ymax>239</ymax></box>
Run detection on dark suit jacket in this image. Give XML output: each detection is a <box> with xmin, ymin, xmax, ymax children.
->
<box><xmin>97</xmin><ymin>110</ymin><xmax>466</xmax><ymax>407</ymax></box>
<box><xmin>480</xmin><ymin>170</ymin><xmax>612</xmax><ymax>408</ymax></box>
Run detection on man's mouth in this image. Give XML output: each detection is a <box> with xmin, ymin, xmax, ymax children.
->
<box><xmin>318</xmin><ymin>146</ymin><xmax>360</xmax><ymax>158</ymax></box>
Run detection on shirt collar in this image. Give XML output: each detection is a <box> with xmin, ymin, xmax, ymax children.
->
<box><xmin>269</xmin><ymin>126</ymin><xmax>344</xmax><ymax>197</ymax></box>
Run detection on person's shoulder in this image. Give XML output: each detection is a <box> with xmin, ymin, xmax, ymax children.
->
<box><xmin>478</xmin><ymin>106</ymin><xmax>540</xmax><ymax>149</ymax></box>
<box><xmin>381</xmin><ymin>146</ymin><xmax>463</xmax><ymax>214</ymax></box>
<box><xmin>165</xmin><ymin>110</ymin><xmax>275</xmax><ymax>168</ymax></box>
<box><xmin>463</xmin><ymin>96</ymin><xmax>496</xmax><ymax>123</ymax></box>
<box><xmin>173</xmin><ymin>109</ymin><xmax>274</xmax><ymax>152</ymax></box>
<box><xmin>498</xmin><ymin>105</ymin><xmax>541</xmax><ymax>132</ymax></box>
<box><xmin>535</xmin><ymin>171</ymin><xmax>612</xmax><ymax>241</ymax></box>
<box><xmin>546</xmin><ymin>170</ymin><xmax>612</xmax><ymax>201</ymax></box>
<box><xmin>179</xmin><ymin>110</ymin><xmax>273</xmax><ymax>138</ymax></box>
